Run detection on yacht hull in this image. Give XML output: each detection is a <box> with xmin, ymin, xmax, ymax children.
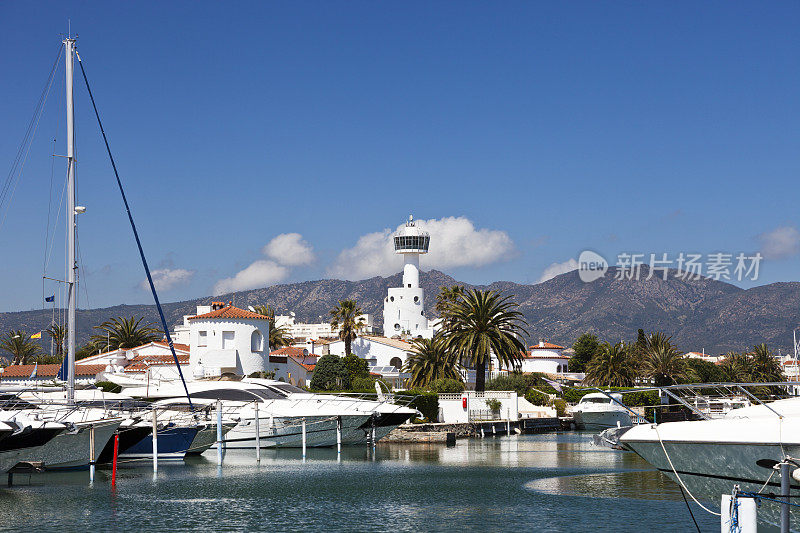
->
<box><xmin>621</xmin><ymin>419</ymin><xmax>800</xmax><ymax>530</ymax></box>
<box><xmin>573</xmin><ymin>410</ymin><xmax>632</xmax><ymax>430</ymax></box>
<box><xmin>38</xmin><ymin>419</ymin><xmax>122</xmax><ymax>469</ymax></box>
<box><xmin>121</xmin><ymin>424</ymin><xmax>201</xmax><ymax>459</ymax></box>
<box><xmin>216</xmin><ymin>415</ymin><xmax>372</xmax><ymax>448</ymax></box>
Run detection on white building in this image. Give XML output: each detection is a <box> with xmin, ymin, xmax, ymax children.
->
<box><xmin>275</xmin><ymin>312</ymin><xmax>374</xmax><ymax>343</ymax></box>
<box><xmin>508</xmin><ymin>341</ymin><xmax>570</xmax><ymax>375</ymax></box>
<box><xmin>382</xmin><ymin>216</ymin><xmax>435</xmax><ymax>339</ymax></box>
<box><xmin>684</xmin><ymin>351</ymin><xmax>724</xmax><ymax>364</ymax></box>
<box><xmin>183</xmin><ymin>301</ymin><xmax>271</xmax><ymax>378</ymax></box>
<box><xmin>324</xmin><ymin>335</ymin><xmax>414</xmax><ymax>370</ymax></box>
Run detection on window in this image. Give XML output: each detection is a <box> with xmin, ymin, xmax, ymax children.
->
<box><xmin>389</xmin><ymin>357</ymin><xmax>403</xmax><ymax>370</ymax></box>
<box><xmin>190</xmin><ymin>389</ymin><xmax>261</xmax><ymax>402</ymax></box>
<box><xmin>251</xmin><ymin>330</ymin><xmax>263</xmax><ymax>352</ymax></box>
<box><xmin>198</xmin><ymin>331</ymin><xmax>208</xmax><ymax>347</ymax></box>
<box><xmin>222</xmin><ymin>331</ymin><xmax>235</xmax><ymax>349</ymax></box>
<box><xmin>413</xmin><ymin>296</ymin><xmax>419</xmax><ymax>303</ymax></box>
<box><xmin>390</xmin><ymin>296</ymin><xmax>394</xmax><ymax>302</ymax></box>
<box><xmin>394</xmin><ymin>323</ymin><xmax>401</xmax><ymax>330</ymax></box>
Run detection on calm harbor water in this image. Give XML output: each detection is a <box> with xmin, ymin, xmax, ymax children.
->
<box><xmin>0</xmin><ymin>432</ymin><xmax>718</xmax><ymax>532</ymax></box>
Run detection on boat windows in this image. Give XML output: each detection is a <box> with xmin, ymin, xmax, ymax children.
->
<box><xmin>268</xmin><ymin>383</ymin><xmax>304</xmax><ymax>394</ymax></box>
<box><xmin>580</xmin><ymin>397</ymin><xmax>611</xmax><ymax>404</ymax></box>
<box><xmin>189</xmin><ymin>389</ymin><xmax>261</xmax><ymax>402</ymax></box>
<box><xmin>248</xmin><ymin>388</ymin><xmax>289</xmax><ymax>400</ymax></box>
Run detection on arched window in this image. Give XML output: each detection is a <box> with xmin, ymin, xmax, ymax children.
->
<box><xmin>251</xmin><ymin>330</ymin><xmax>263</xmax><ymax>352</ymax></box>
<box><xmin>389</xmin><ymin>357</ymin><xmax>403</xmax><ymax>370</ymax></box>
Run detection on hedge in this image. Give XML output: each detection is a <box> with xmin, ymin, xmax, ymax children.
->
<box><xmin>396</xmin><ymin>390</ymin><xmax>439</xmax><ymax>422</ymax></box>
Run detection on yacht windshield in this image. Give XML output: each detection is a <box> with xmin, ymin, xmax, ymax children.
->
<box><xmin>581</xmin><ymin>397</ymin><xmax>611</xmax><ymax>404</ymax></box>
<box><xmin>248</xmin><ymin>388</ymin><xmax>288</xmax><ymax>400</ymax></box>
<box><xmin>269</xmin><ymin>384</ymin><xmax>304</xmax><ymax>394</ymax></box>
<box><xmin>189</xmin><ymin>389</ymin><xmax>262</xmax><ymax>402</ymax></box>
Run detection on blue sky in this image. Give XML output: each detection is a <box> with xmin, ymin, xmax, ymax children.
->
<box><xmin>1</xmin><ymin>2</ymin><xmax>799</xmax><ymax>312</ymax></box>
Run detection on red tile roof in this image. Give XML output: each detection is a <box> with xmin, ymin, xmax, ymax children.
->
<box><xmin>153</xmin><ymin>341</ymin><xmax>191</xmax><ymax>352</ymax></box>
<box><xmin>0</xmin><ymin>363</ymin><xmax>106</xmax><ymax>378</ymax></box>
<box><xmin>188</xmin><ymin>304</ymin><xmax>270</xmax><ymax>321</ymax></box>
<box><xmin>271</xmin><ymin>347</ymin><xmax>308</xmax><ymax>357</ymax></box>
<box><xmin>530</xmin><ymin>342</ymin><xmax>565</xmax><ymax>350</ymax></box>
<box><xmin>123</xmin><ymin>353</ymin><xmax>190</xmax><ymax>373</ymax></box>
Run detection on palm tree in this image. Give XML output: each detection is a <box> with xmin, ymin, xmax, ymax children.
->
<box><xmin>641</xmin><ymin>332</ymin><xmax>687</xmax><ymax>386</ymax></box>
<box><xmin>0</xmin><ymin>330</ymin><xmax>42</xmax><ymax>365</ymax></box>
<box><xmin>750</xmin><ymin>343</ymin><xmax>784</xmax><ymax>383</ymax></box>
<box><xmin>404</xmin><ymin>335</ymin><xmax>462</xmax><ymax>388</ymax></box>
<box><xmin>45</xmin><ymin>323</ymin><xmax>67</xmax><ymax>358</ymax></box>
<box><xmin>252</xmin><ymin>304</ymin><xmax>293</xmax><ymax>349</ymax></box>
<box><xmin>330</xmin><ymin>299</ymin><xmax>366</xmax><ymax>356</ymax></box>
<box><xmin>439</xmin><ymin>289</ymin><xmax>528</xmax><ymax>392</ymax></box>
<box><xmin>584</xmin><ymin>342</ymin><xmax>636</xmax><ymax>387</ymax></box>
<box><xmin>718</xmin><ymin>351</ymin><xmax>753</xmax><ymax>382</ymax></box>
<box><xmin>90</xmin><ymin>316</ymin><xmax>161</xmax><ymax>351</ymax></box>
<box><xmin>435</xmin><ymin>285</ymin><xmax>466</xmax><ymax>318</ymax></box>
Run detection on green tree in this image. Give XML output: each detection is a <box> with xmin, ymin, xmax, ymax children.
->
<box><xmin>0</xmin><ymin>330</ymin><xmax>42</xmax><ymax>365</ymax></box>
<box><xmin>252</xmin><ymin>304</ymin><xmax>293</xmax><ymax>349</ymax></box>
<box><xmin>435</xmin><ymin>285</ymin><xmax>466</xmax><ymax>318</ymax></box>
<box><xmin>45</xmin><ymin>323</ymin><xmax>67</xmax><ymax>358</ymax></box>
<box><xmin>641</xmin><ymin>332</ymin><xmax>687</xmax><ymax>386</ymax></box>
<box><xmin>718</xmin><ymin>351</ymin><xmax>752</xmax><ymax>382</ymax></box>
<box><xmin>90</xmin><ymin>316</ymin><xmax>161</xmax><ymax>351</ymax></box>
<box><xmin>570</xmin><ymin>333</ymin><xmax>601</xmax><ymax>373</ymax></box>
<box><xmin>310</xmin><ymin>354</ymin><xmax>350</xmax><ymax>391</ymax></box>
<box><xmin>405</xmin><ymin>335</ymin><xmax>462</xmax><ymax>389</ymax></box>
<box><xmin>750</xmin><ymin>343</ymin><xmax>784</xmax><ymax>383</ymax></box>
<box><xmin>633</xmin><ymin>329</ymin><xmax>648</xmax><ymax>357</ymax></box>
<box><xmin>584</xmin><ymin>342</ymin><xmax>637</xmax><ymax>387</ymax></box>
<box><xmin>342</xmin><ymin>353</ymin><xmax>369</xmax><ymax>384</ymax></box>
<box><xmin>427</xmin><ymin>378</ymin><xmax>465</xmax><ymax>393</ymax></box>
<box><xmin>439</xmin><ymin>289</ymin><xmax>528</xmax><ymax>392</ymax></box>
<box><xmin>685</xmin><ymin>357</ymin><xmax>723</xmax><ymax>383</ymax></box>
<box><xmin>330</xmin><ymin>299</ymin><xmax>366</xmax><ymax>356</ymax></box>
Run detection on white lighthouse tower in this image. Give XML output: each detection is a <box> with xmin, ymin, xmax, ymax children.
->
<box><xmin>383</xmin><ymin>215</ymin><xmax>434</xmax><ymax>338</ymax></box>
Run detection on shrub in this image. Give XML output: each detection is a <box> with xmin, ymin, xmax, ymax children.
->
<box><xmin>486</xmin><ymin>398</ymin><xmax>502</xmax><ymax>412</ymax></box>
<box><xmin>343</xmin><ymin>354</ymin><xmax>369</xmax><ymax>382</ymax></box>
<box><xmin>525</xmin><ymin>388</ymin><xmax>550</xmax><ymax>406</ymax></box>
<box><xmin>396</xmin><ymin>390</ymin><xmax>439</xmax><ymax>422</ymax></box>
<box><xmin>428</xmin><ymin>378</ymin><xmax>465</xmax><ymax>393</ymax></box>
<box><xmin>553</xmin><ymin>399</ymin><xmax>567</xmax><ymax>417</ymax></box>
<box><xmin>95</xmin><ymin>381</ymin><xmax>122</xmax><ymax>394</ymax></box>
<box><xmin>248</xmin><ymin>371</ymin><xmax>275</xmax><ymax>379</ymax></box>
<box><xmin>486</xmin><ymin>374</ymin><xmax>530</xmax><ymax>396</ymax></box>
<box><xmin>350</xmin><ymin>376</ymin><xmax>391</xmax><ymax>393</ymax></box>
<box><xmin>310</xmin><ymin>354</ymin><xmax>350</xmax><ymax>391</ymax></box>
<box><xmin>563</xmin><ymin>387</ymin><xmax>659</xmax><ymax>408</ymax></box>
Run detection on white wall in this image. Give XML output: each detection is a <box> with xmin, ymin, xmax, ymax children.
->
<box><xmin>189</xmin><ymin>317</ymin><xmax>269</xmax><ymax>376</ymax></box>
<box><xmin>327</xmin><ymin>338</ymin><xmax>412</xmax><ymax>369</ymax></box>
<box><xmin>520</xmin><ymin>357</ymin><xmax>569</xmax><ymax>374</ymax></box>
<box><xmin>438</xmin><ymin>391</ymin><xmax>519</xmax><ymax>423</ymax></box>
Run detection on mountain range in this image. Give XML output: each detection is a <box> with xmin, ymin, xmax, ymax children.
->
<box><xmin>2</xmin><ymin>267</ymin><xmax>799</xmax><ymax>355</ymax></box>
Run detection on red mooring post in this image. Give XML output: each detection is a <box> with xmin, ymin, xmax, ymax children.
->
<box><xmin>111</xmin><ymin>433</ymin><xmax>119</xmax><ymax>488</ymax></box>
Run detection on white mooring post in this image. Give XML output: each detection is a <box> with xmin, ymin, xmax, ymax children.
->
<box><xmin>254</xmin><ymin>402</ymin><xmax>261</xmax><ymax>462</ymax></box>
<box><xmin>152</xmin><ymin>408</ymin><xmax>158</xmax><ymax>474</ymax></box>
<box><xmin>336</xmin><ymin>416</ymin><xmax>342</xmax><ymax>455</ymax></box>
<box><xmin>721</xmin><ymin>493</ymin><xmax>757</xmax><ymax>532</ymax></box>
<box><xmin>371</xmin><ymin>416</ymin><xmax>376</xmax><ymax>449</ymax></box>
<box><xmin>301</xmin><ymin>418</ymin><xmax>307</xmax><ymax>460</ymax></box>
<box><xmin>89</xmin><ymin>425</ymin><xmax>95</xmax><ymax>483</ymax></box>
<box><xmin>507</xmin><ymin>409</ymin><xmax>511</xmax><ymax>435</ymax></box>
<box><xmin>216</xmin><ymin>400</ymin><xmax>223</xmax><ymax>466</ymax></box>
<box><xmin>781</xmin><ymin>462</ymin><xmax>791</xmax><ymax>533</ymax></box>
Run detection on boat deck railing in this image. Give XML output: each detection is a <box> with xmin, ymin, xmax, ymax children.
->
<box><xmin>580</xmin><ymin>381</ymin><xmax>798</xmax><ymax>423</ymax></box>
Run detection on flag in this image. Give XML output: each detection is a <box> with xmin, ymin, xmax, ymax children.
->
<box><xmin>30</xmin><ymin>332</ymin><xmax>42</xmax><ymax>339</ymax></box>
<box><xmin>543</xmin><ymin>377</ymin><xmax>563</xmax><ymax>393</ymax></box>
<box><xmin>45</xmin><ymin>295</ymin><xmax>55</xmax><ymax>302</ymax></box>
<box><xmin>29</xmin><ymin>363</ymin><xmax>38</xmax><ymax>380</ymax></box>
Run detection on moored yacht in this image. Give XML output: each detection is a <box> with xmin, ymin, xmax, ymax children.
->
<box><xmin>572</xmin><ymin>392</ymin><xmax>633</xmax><ymax>430</ymax></box>
<box><xmin>620</xmin><ymin>396</ymin><xmax>800</xmax><ymax>529</ymax></box>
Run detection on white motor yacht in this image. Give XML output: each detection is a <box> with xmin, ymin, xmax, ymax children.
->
<box><xmin>572</xmin><ymin>392</ymin><xmax>633</xmax><ymax>430</ymax></box>
<box><xmin>620</xmin><ymin>396</ymin><xmax>800</xmax><ymax>529</ymax></box>
<box><xmin>116</xmin><ymin>377</ymin><xmax>416</xmax><ymax>448</ymax></box>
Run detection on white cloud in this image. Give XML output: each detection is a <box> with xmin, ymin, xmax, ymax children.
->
<box><xmin>328</xmin><ymin>216</ymin><xmax>516</xmax><ymax>279</ymax></box>
<box><xmin>263</xmin><ymin>233</ymin><xmax>315</xmax><ymax>266</ymax></box>
<box><xmin>537</xmin><ymin>259</ymin><xmax>578</xmax><ymax>283</ymax></box>
<box><xmin>759</xmin><ymin>226</ymin><xmax>800</xmax><ymax>259</ymax></box>
<box><xmin>140</xmin><ymin>268</ymin><xmax>195</xmax><ymax>291</ymax></box>
<box><xmin>213</xmin><ymin>260</ymin><xmax>288</xmax><ymax>295</ymax></box>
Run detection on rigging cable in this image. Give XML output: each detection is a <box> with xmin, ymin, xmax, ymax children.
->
<box><xmin>0</xmin><ymin>45</ymin><xmax>62</xmax><ymax>234</ymax></box>
<box><xmin>75</xmin><ymin>50</ymin><xmax>193</xmax><ymax>409</ymax></box>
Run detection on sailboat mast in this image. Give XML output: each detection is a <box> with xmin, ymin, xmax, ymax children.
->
<box><xmin>64</xmin><ymin>36</ymin><xmax>77</xmax><ymax>403</ymax></box>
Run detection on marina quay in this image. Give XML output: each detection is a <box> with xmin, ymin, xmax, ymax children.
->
<box><xmin>1</xmin><ymin>4</ymin><xmax>798</xmax><ymax>532</ymax></box>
